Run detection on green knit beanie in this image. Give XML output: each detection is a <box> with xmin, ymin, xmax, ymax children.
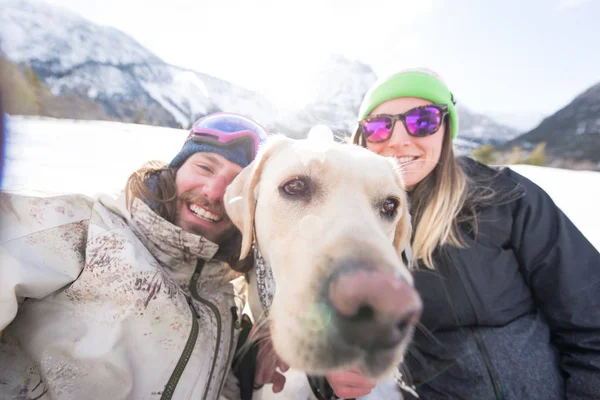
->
<box><xmin>358</xmin><ymin>70</ymin><xmax>459</xmax><ymax>139</ymax></box>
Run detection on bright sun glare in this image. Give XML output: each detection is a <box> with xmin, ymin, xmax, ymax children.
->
<box><xmin>44</xmin><ymin>0</ymin><xmax>436</xmax><ymax>111</ymax></box>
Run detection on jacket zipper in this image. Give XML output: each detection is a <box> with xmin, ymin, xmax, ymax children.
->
<box><xmin>189</xmin><ymin>259</ymin><xmax>224</xmax><ymax>400</ymax></box>
<box><xmin>472</xmin><ymin>328</ymin><xmax>503</xmax><ymax>400</ymax></box>
<box><xmin>217</xmin><ymin>306</ymin><xmax>239</xmax><ymax>395</ymax></box>
<box><xmin>161</xmin><ymin>260</ymin><xmax>235</xmax><ymax>400</ymax></box>
<box><xmin>444</xmin><ymin>250</ymin><xmax>504</xmax><ymax>400</ymax></box>
<box><xmin>160</xmin><ymin>296</ymin><xmax>200</xmax><ymax>400</ymax></box>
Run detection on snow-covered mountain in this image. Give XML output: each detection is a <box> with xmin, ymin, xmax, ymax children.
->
<box><xmin>506</xmin><ymin>82</ymin><xmax>600</xmax><ymax>163</ymax></box>
<box><xmin>1</xmin><ymin>0</ymin><xmax>519</xmax><ymax>146</ymax></box>
<box><xmin>456</xmin><ymin>104</ymin><xmax>520</xmax><ymax>145</ymax></box>
<box><xmin>0</xmin><ymin>0</ymin><xmax>277</xmax><ymax>128</ymax></box>
<box><xmin>286</xmin><ymin>55</ymin><xmax>379</xmax><ymax>138</ymax></box>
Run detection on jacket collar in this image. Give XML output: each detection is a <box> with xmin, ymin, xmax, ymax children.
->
<box><xmin>98</xmin><ymin>194</ymin><xmax>220</xmax><ymax>271</ymax></box>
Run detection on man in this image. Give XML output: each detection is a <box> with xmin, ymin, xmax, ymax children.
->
<box><xmin>0</xmin><ymin>112</ymin><xmax>275</xmax><ymax>399</ymax></box>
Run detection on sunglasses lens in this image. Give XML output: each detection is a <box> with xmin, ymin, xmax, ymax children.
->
<box><xmin>405</xmin><ymin>106</ymin><xmax>442</xmax><ymax>136</ymax></box>
<box><xmin>362</xmin><ymin>116</ymin><xmax>393</xmax><ymax>142</ymax></box>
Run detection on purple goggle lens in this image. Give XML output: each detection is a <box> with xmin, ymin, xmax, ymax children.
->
<box><xmin>188</xmin><ymin>112</ymin><xmax>270</xmax><ymax>159</ymax></box>
<box><xmin>360</xmin><ymin>105</ymin><xmax>446</xmax><ymax>143</ymax></box>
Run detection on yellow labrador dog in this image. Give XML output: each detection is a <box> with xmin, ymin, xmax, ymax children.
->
<box><xmin>224</xmin><ymin>134</ymin><xmax>422</xmax><ymax>399</ymax></box>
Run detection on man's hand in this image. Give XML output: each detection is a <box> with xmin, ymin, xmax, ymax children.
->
<box><xmin>254</xmin><ymin>337</ymin><xmax>289</xmax><ymax>393</ymax></box>
<box><xmin>326</xmin><ymin>368</ymin><xmax>376</xmax><ymax>398</ymax></box>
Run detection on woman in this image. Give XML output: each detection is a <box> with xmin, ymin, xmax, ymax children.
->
<box><xmin>326</xmin><ymin>69</ymin><xmax>600</xmax><ymax>399</ymax></box>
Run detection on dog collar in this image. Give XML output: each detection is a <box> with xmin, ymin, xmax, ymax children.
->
<box><xmin>253</xmin><ymin>245</ymin><xmax>275</xmax><ymax>317</ymax></box>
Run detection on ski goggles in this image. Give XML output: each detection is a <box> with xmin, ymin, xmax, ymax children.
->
<box><xmin>187</xmin><ymin>112</ymin><xmax>270</xmax><ymax>162</ymax></box>
<box><xmin>358</xmin><ymin>104</ymin><xmax>448</xmax><ymax>143</ymax></box>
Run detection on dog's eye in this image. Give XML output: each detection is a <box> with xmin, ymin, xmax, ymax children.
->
<box><xmin>381</xmin><ymin>198</ymin><xmax>399</xmax><ymax>218</ymax></box>
<box><xmin>281</xmin><ymin>177</ymin><xmax>310</xmax><ymax>197</ymax></box>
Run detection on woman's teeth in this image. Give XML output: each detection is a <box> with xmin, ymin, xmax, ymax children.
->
<box><xmin>397</xmin><ymin>156</ymin><xmax>417</xmax><ymax>164</ymax></box>
<box><xmin>189</xmin><ymin>203</ymin><xmax>222</xmax><ymax>222</ymax></box>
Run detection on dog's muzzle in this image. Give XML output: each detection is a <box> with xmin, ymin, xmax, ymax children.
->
<box><xmin>325</xmin><ymin>259</ymin><xmax>422</xmax><ymax>352</ymax></box>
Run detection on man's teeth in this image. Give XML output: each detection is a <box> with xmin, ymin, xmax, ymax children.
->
<box><xmin>397</xmin><ymin>156</ymin><xmax>417</xmax><ymax>164</ymax></box>
<box><xmin>189</xmin><ymin>203</ymin><xmax>222</xmax><ymax>222</ymax></box>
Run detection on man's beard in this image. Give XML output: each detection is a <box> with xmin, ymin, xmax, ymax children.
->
<box><xmin>173</xmin><ymin>190</ymin><xmax>234</xmax><ymax>243</ymax></box>
<box><xmin>178</xmin><ymin>191</ymin><xmax>225</xmax><ymax>216</ymax></box>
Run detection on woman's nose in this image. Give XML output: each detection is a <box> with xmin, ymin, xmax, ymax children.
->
<box><xmin>387</xmin><ymin>121</ymin><xmax>414</xmax><ymax>147</ymax></box>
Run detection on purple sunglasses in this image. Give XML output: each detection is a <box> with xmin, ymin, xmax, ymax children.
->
<box><xmin>359</xmin><ymin>104</ymin><xmax>449</xmax><ymax>143</ymax></box>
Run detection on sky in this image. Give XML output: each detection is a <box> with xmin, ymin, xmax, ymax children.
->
<box><xmin>42</xmin><ymin>0</ymin><xmax>600</xmax><ymax>130</ymax></box>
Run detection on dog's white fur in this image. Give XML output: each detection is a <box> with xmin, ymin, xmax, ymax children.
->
<box><xmin>224</xmin><ymin>135</ymin><xmax>416</xmax><ymax>399</ymax></box>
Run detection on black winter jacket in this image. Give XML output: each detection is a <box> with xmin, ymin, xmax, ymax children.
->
<box><xmin>405</xmin><ymin>157</ymin><xmax>600</xmax><ymax>400</ymax></box>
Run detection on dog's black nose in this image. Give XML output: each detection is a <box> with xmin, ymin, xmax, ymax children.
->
<box><xmin>326</xmin><ymin>263</ymin><xmax>422</xmax><ymax>351</ymax></box>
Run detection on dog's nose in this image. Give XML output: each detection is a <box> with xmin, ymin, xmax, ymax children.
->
<box><xmin>327</xmin><ymin>266</ymin><xmax>422</xmax><ymax>351</ymax></box>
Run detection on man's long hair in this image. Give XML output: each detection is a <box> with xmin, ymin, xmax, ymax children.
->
<box><xmin>125</xmin><ymin>161</ymin><xmax>177</xmax><ymax>222</ymax></box>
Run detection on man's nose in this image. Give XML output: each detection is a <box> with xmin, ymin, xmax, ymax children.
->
<box><xmin>203</xmin><ymin>175</ymin><xmax>230</xmax><ymax>203</ymax></box>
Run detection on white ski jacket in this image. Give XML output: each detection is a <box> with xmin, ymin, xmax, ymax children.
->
<box><xmin>0</xmin><ymin>192</ymin><xmax>246</xmax><ymax>400</ymax></box>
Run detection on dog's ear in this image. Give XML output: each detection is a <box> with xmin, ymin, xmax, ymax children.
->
<box><xmin>224</xmin><ymin>135</ymin><xmax>290</xmax><ymax>260</ymax></box>
<box><xmin>388</xmin><ymin>158</ymin><xmax>413</xmax><ymax>261</ymax></box>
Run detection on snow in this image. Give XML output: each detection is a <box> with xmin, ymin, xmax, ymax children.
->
<box><xmin>2</xmin><ymin>116</ymin><xmax>188</xmax><ymax>198</ymax></box>
<box><xmin>2</xmin><ymin>116</ymin><xmax>598</xmax><ymax>251</ymax></box>
<box><xmin>142</xmin><ymin>83</ymin><xmax>194</xmax><ymax>128</ymax></box>
<box><xmin>508</xmin><ymin>164</ymin><xmax>600</xmax><ymax>250</ymax></box>
<box><xmin>0</xmin><ymin>0</ymin><xmax>162</xmax><ymax>70</ymax></box>
<box><xmin>172</xmin><ymin>69</ymin><xmax>210</xmax><ymax>99</ymax></box>
<box><xmin>87</xmin><ymin>87</ymin><xmax>98</xmax><ymax>99</ymax></box>
<box><xmin>48</xmin><ymin>64</ymin><xmax>134</xmax><ymax>97</ymax></box>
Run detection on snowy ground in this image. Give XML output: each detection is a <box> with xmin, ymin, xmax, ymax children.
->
<box><xmin>2</xmin><ymin>115</ymin><xmax>188</xmax><ymax>198</ymax></box>
<box><xmin>507</xmin><ymin>164</ymin><xmax>599</xmax><ymax>250</ymax></box>
<box><xmin>2</xmin><ymin>115</ymin><xmax>598</xmax><ymax>250</ymax></box>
